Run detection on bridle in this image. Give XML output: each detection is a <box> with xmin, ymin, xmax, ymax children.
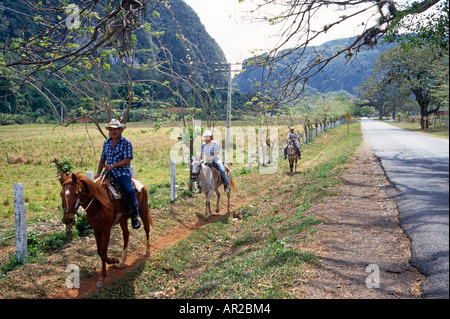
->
<box><xmin>190</xmin><ymin>161</ymin><xmax>202</xmax><ymax>181</ymax></box>
<box><xmin>191</xmin><ymin>171</ymin><xmax>199</xmax><ymax>181</ymax></box>
<box><xmin>62</xmin><ymin>182</ymin><xmax>95</xmax><ymax>219</ymax></box>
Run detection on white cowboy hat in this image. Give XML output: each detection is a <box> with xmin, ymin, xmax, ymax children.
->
<box><xmin>202</xmin><ymin>130</ymin><xmax>213</xmax><ymax>138</ymax></box>
<box><xmin>105</xmin><ymin>119</ymin><xmax>126</xmax><ymax>130</ymax></box>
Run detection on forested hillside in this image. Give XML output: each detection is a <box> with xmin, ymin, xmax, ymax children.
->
<box><xmin>0</xmin><ymin>0</ymin><xmax>228</xmax><ymax>124</ymax></box>
<box><xmin>234</xmin><ymin>37</ymin><xmax>395</xmax><ymax>97</ymax></box>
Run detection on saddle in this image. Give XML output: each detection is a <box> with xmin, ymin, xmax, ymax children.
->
<box><xmin>205</xmin><ymin>162</ymin><xmax>230</xmax><ymax>183</ymax></box>
<box><xmin>95</xmin><ymin>174</ymin><xmax>145</xmax><ymax>216</ymax></box>
<box><xmin>98</xmin><ymin>176</ymin><xmax>144</xmax><ymax>200</ymax></box>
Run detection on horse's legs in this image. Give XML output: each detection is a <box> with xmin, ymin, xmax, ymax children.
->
<box><xmin>226</xmin><ymin>191</ymin><xmax>231</xmax><ymax>214</ymax></box>
<box><xmin>117</xmin><ymin>219</ymin><xmax>129</xmax><ymax>269</ymax></box>
<box><xmin>93</xmin><ymin>229</ymin><xmax>106</xmax><ymax>288</ymax></box>
<box><xmin>95</xmin><ymin>227</ymin><xmax>119</xmax><ymax>288</ymax></box>
<box><xmin>215</xmin><ymin>189</ymin><xmax>220</xmax><ymax>213</ymax></box>
<box><xmin>205</xmin><ymin>200</ymin><xmax>211</xmax><ymax>220</ymax></box>
<box><xmin>205</xmin><ymin>191</ymin><xmax>213</xmax><ymax>220</ymax></box>
<box><xmin>101</xmin><ymin>229</ymin><xmax>118</xmax><ymax>265</ymax></box>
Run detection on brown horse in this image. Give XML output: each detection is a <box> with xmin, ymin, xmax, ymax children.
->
<box><xmin>287</xmin><ymin>140</ymin><xmax>299</xmax><ymax>175</ymax></box>
<box><xmin>59</xmin><ymin>171</ymin><xmax>153</xmax><ymax>288</ymax></box>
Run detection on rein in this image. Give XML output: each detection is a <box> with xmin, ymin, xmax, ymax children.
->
<box><xmin>193</xmin><ymin>162</ymin><xmax>215</xmax><ymax>192</ymax></box>
<box><xmin>62</xmin><ymin>182</ymin><xmax>102</xmax><ymax>221</ymax></box>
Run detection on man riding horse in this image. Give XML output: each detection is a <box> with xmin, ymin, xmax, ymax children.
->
<box><xmin>197</xmin><ymin>130</ymin><xmax>230</xmax><ymax>193</ymax></box>
<box><xmin>94</xmin><ymin>119</ymin><xmax>141</xmax><ymax>229</ymax></box>
<box><xmin>283</xmin><ymin>126</ymin><xmax>303</xmax><ymax>160</ymax></box>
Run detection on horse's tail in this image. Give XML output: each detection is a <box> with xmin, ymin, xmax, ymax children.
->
<box><xmin>139</xmin><ymin>185</ymin><xmax>155</xmax><ymax>228</ymax></box>
<box><xmin>229</xmin><ymin>175</ymin><xmax>236</xmax><ymax>190</ymax></box>
<box><xmin>148</xmin><ymin>214</ymin><xmax>155</xmax><ymax>228</ymax></box>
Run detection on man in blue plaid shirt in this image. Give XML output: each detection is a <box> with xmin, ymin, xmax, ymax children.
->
<box><xmin>95</xmin><ymin>119</ymin><xmax>140</xmax><ymax>229</ymax></box>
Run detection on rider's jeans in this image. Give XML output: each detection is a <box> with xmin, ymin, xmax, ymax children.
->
<box><xmin>213</xmin><ymin>160</ymin><xmax>230</xmax><ymax>186</ymax></box>
<box><xmin>116</xmin><ymin>175</ymin><xmax>139</xmax><ymax>217</ymax></box>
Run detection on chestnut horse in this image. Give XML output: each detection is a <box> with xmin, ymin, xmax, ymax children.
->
<box><xmin>59</xmin><ymin>171</ymin><xmax>153</xmax><ymax>288</ymax></box>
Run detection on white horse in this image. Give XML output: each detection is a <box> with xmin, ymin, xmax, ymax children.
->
<box><xmin>191</xmin><ymin>157</ymin><xmax>236</xmax><ymax>220</ymax></box>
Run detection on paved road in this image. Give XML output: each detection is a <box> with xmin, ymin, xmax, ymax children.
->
<box><xmin>361</xmin><ymin>119</ymin><xmax>449</xmax><ymax>299</ymax></box>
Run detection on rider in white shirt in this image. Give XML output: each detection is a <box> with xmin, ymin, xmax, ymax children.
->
<box><xmin>200</xmin><ymin>130</ymin><xmax>230</xmax><ymax>193</ymax></box>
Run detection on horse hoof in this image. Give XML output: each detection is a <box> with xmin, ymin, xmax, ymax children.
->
<box><xmin>215</xmin><ymin>209</ymin><xmax>219</xmax><ymax>213</ymax></box>
<box><xmin>143</xmin><ymin>249</ymin><xmax>150</xmax><ymax>257</ymax></box>
<box><xmin>96</xmin><ymin>281</ymin><xmax>104</xmax><ymax>289</ymax></box>
<box><xmin>117</xmin><ymin>262</ymin><xmax>126</xmax><ymax>269</ymax></box>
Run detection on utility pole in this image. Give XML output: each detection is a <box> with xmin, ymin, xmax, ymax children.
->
<box><xmin>226</xmin><ymin>63</ymin><xmax>232</xmax><ymax>153</ymax></box>
<box><xmin>214</xmin><ymin>62</ymin><xmax>239</xmax><ymax>164</ymax></box>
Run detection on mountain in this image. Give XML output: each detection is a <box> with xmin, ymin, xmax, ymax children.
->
<box><xmin>0</xmin><ymin>0</ymin><xmax>228</xmax><ymax>122</ymax></box>
<box><xmin>135</xmin><ymin>0</ymin><xmax>228</xmax><ymax>87</ymax></box>
<box><xmin>233</xmin><ymin>37</ymin><xmax>395</xmax><ymax>96</ymax></box>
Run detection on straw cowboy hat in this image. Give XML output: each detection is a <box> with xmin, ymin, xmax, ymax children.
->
<box><xmin>105</xmin><ymin>119</ymin><xmax>127</xmax><ymax>130</ymax></box>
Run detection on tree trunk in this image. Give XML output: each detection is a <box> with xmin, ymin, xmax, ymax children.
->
<box><xmin>189</xmin><ymin>130</ymin><xmax>194</xmax><ymax>192</ymax></box>
<box><xmin>411</xmin><ymin>88</ymin><xmax>431</xmax><ymax>130</ymax></box>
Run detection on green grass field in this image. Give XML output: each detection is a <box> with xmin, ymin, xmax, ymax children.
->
<box><xmin>0</xmin><ymin>120</ymin><xmax>362</xmax><ymax>298</ymax></box>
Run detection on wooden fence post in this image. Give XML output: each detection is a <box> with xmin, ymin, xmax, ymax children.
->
<box><xmin>13</xmin><ymin>183</ymin><xmax>27</xmax><ymax>263</ymax></box>
<box><xmin>170</xmin><ymin>158</ymin><xmax>177</xmax><ymax>202</ymax></box>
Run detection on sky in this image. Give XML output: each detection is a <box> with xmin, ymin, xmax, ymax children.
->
<box><xmin>183</xmin><ymin>0</ymin><xmax>380</xmax><ymax>65</ymax></box>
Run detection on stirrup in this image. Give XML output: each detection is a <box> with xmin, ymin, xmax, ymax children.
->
<box><xmin>131</xmin><ymin>216</ymin><xmax>140</xmax><ymax>229</ymax></box>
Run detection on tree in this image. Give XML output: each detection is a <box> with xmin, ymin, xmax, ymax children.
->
<box><xmin>0</xmin><ymin>1</ymin><xmax>166</xmax><ymax>129</ymax></box>
<box><xmin>242</xmin><ymin>0</ymin><xmax>448</xmax><ymax>103</ymax></box>
<box><xmin>359</xmin><ymin>45</ymin><xmax>448</xmax><ymax>128</ymax></box>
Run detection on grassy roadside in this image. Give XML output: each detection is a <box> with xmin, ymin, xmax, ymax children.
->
<box><xmin>88</xmin><ymin>122</ymin><xmax>362</xmax><ymax>299</ymax></box>
<box><xmin>384</xmin><ymin>120</ymin><xmax>449</xmax><ymax>139</ymax></box>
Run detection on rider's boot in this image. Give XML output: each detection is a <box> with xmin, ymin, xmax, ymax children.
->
<box><xmin>131</xmin><ymin>214</ymin><xmax>140</xmax><ymax>229</ymax></box>
<box><xmin>126</xmin><ymin>201</ymin><xmax>140</xmax><ymax>229</ymax></box>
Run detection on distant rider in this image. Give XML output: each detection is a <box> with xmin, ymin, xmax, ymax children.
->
<box><xmin>283</xmin><ymin>126</ymin><xmax>303</xmax><ymax>159</ymax></box>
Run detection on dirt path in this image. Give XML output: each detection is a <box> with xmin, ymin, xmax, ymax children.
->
<box><xmin>296</xmin><ymin>136</ymin><xmax>424</xmax><ymax>298</ymax></box>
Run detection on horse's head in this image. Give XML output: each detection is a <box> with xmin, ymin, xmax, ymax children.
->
<box><xmin>287</xmin><ymin>141</ymin><xmax>297</xmax><ymax>155</ymax></box>
<box><xmin>191</xmin><ymin>156</ymin><xmax>202</xmax><ymax>181</ymax></box>
<box><xmin>59</xmin><ymin>173</ymin><xmax>85</xmax><ymax>226</ymax></box>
